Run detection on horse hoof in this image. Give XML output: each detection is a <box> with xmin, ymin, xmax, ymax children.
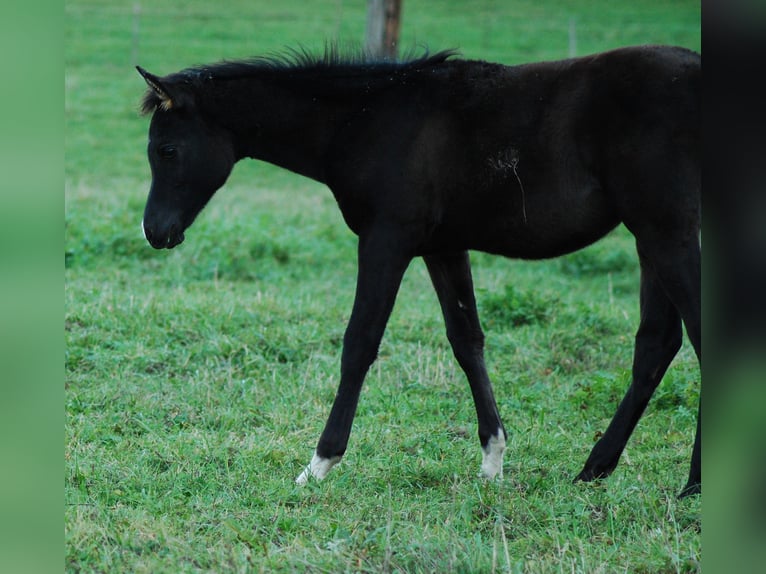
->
<box><xmin>678</xmin><ymin>482</ymin><xmax>701</xmax><ymax>498</ymax></box>
<box><xmin>575</xmin><ymin>454</ymin><xmax>617</xmax><ymax>483</ymax></box>
<box><xmin>295</xmin><ymin>452</ymin><xmax>341</xmax><ymax>485</ymax></box>
<box><xmin>574</xmin><ymin>468</ymin><xmax>596</xmax><ymax>483</ymax></box>
<box><xmin>479</xmin><ymin>428</ymin><xmax>506</xmax><ymax>480</ymax></box>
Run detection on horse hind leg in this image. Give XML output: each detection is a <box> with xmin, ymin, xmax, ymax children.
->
<box><xmin>424</xmin><ymin>251</ymin><xmax>507</xmax><ymax>479</ymax></box>
<box><xmin>643</xmin><ymin>236</ymin><xmax>701</xmax><ymax>497</ymax></box>
<box><xmin>678</xmin><ymin>401</ymin><xmax>701</xmax><ymax>497</ymax></box>
<box><xmin>576</xmin><ymin>257</ymin><xmax>683</xmax><ymax>485</ymax></box>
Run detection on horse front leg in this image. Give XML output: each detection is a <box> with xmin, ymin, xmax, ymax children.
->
<box><xmin>424</xmin><ymin>251</ymin><xmax>507</xmax><ymax>479</ymax></box>
<box><xmin>296</xmin><ymin>234</ymin><xmax>411</xmax><ymax>484</ymax></box>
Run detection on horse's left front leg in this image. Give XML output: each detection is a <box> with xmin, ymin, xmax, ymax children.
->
<box><xmin>296</xmin><ymin>234</ymin><xmax>411</xmax><ymax>484</ymax></box>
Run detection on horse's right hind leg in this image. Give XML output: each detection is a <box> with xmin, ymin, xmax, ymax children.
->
<box><xmin>576</xmin><ymin>256</ymin><xmax>683</xmax><ymax>484</ymax></box>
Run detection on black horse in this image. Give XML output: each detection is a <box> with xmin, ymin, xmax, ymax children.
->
<box><xmin>138</xmin><ymin>45</ymin><xmax>701</xmax><ymax>497</ymax></box>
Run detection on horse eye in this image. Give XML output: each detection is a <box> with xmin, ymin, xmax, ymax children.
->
<box><xmin>158</xmin><ymin>145</ymin><xmax>177</xmax><ymax>160</ymax></box>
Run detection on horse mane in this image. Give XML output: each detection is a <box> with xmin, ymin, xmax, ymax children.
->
<box><xmin>140</xmin><ymin>46</ymin><xmax>460</xmax><ymax>114</ymax></box>
<box><xmin>237</xmin><ymin>45</ymin><xmax>458</xmax><ymax>72</ymax></box>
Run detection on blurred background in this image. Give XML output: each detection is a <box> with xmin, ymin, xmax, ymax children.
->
<box><xmin>63</xmin><ymin>3</ymin><xmax>716</xmax><ymax>573</ymax></box>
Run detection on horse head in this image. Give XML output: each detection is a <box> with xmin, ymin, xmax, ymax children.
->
<box><xmin>137</xmin><ymin>66</ymin><xmax>235</xmax><ymax>249</ymax></box>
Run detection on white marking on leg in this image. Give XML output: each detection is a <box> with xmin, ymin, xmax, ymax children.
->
<box><xmin>295</xmin><ymin>451</ymin><xmax>341</xmax><ymax>485</ymax></box>
<box><xmin>141</xmin><ymin>219</ymin><xmax>147</xmax><ymax>240</ymax></box>
<box><xmin>480</xmin><ymin>427</ymin><xmax>506</xmax><ymax>479</ymax></box>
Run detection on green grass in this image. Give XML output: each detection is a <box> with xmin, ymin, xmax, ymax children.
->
<box><xmin>66</xmin><ymin>1</ymin><xmax>701</xmax><ymax>571</ymax></box>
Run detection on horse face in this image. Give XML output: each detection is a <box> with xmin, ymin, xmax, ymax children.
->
<box><xmin>141</xmin><ymin>107</ymin><xmax>235</xmax><ymax>250</ymax></box>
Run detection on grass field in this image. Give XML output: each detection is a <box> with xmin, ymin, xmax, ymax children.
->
<box><xmin>65</xmin><ymin>1</ymin><xmax>701</xmax><ymax>571</ymax></box>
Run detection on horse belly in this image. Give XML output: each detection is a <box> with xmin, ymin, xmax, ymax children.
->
<box><xmin>466</xmin><ymin>177</ymin><xmax>619</xmax><ymax>260</ymax></box>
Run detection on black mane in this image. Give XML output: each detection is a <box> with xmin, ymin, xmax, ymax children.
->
<box><xmin>225</xmin><ymin>46</ymin><xmax>458</xmax><ymax>75</ymax></box>
<box><xmin>140</xmin><ymin>47</ymin><xmax>459</xmax><ymax>114</ymax></box>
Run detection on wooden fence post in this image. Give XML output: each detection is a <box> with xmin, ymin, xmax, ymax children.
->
<box><xmin>366</xmin><ymin>0</ymin><xmax>402</xmax><ymax>60</ymax></box>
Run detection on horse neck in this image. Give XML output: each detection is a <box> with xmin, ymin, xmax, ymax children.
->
<box><xmin>212</xmin><ymin>75</ymin><xmax>355</xmax><ymax>184</ymax></box>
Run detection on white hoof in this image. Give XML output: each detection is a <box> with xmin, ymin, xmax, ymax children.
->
<box><xmin>480</xmin><ymin>427</ymin><xmax>506</xmax><ymax>480</ymax></box>
<box><xmin>295</xmin><ymin>452</ymin><xmax>341</xmax><ymax>485</ymax></box>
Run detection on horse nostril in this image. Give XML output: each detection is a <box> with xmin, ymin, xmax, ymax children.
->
<box><xmin>142</xmin><ymin>219</ymin><xmax>153</xmax><ymax>242</ymax></box>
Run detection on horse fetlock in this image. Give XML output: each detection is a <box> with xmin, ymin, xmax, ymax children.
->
<box><xmin>678</xmin><ymin>480</ymin><xmax>701</xmax><ymax>498</ymax></box>
<box><xmin>295</xmin><ymin>451</ymin><xmax>342</xmax><ymax>485</ymax></box>
<box><xmin>480</xmin><ymin>427</ymin><xmax>506</xmax><ymax>479</ymax></box>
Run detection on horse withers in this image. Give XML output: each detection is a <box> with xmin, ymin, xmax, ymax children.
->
<box><xmin>138</xmin><ymin>45</ymin><xmax>701</xmax><ymax>497</ymax></box>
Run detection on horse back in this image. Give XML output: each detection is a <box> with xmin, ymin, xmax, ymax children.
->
<box><xmin>326</xmin><ymin>46</ymin><xmax>700</xmax><ymax>258</ymax></box>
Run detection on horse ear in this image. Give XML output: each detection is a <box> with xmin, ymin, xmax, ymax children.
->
<box><xmin>136</xmin><ymin>66</ymin><xmax>176</xmax><ymax>111</ymax></box>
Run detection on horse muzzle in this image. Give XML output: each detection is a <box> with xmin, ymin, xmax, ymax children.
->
<box><xmin>142</xmin><ymin>219</ymin><xmax>185</xmax><ymax>249</ymax></box>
